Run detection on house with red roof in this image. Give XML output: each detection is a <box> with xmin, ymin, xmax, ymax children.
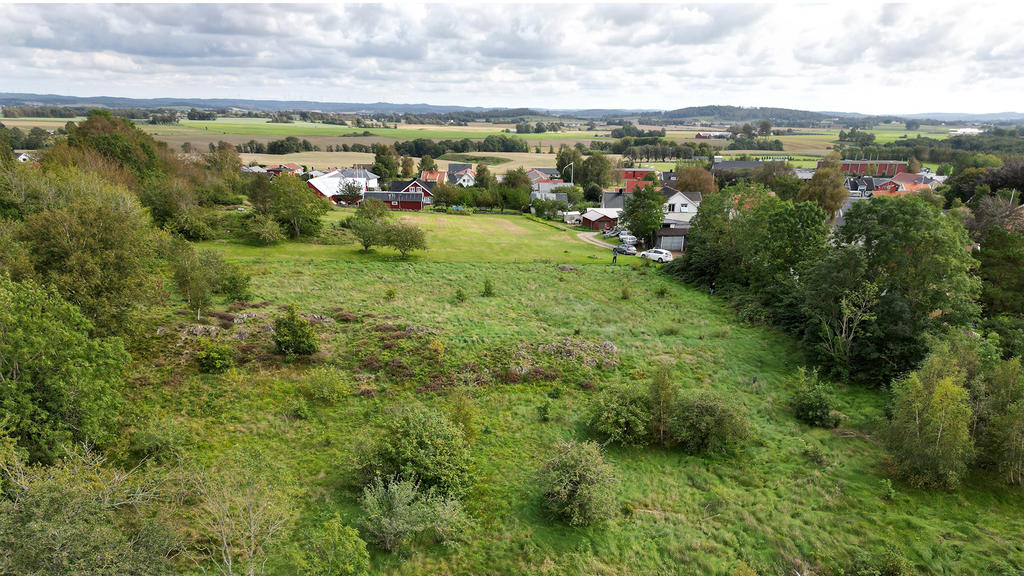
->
<box><xmin>419</xmin><ymin>170</ymin><xmax>448</xmax><ymax>184</ymax></box>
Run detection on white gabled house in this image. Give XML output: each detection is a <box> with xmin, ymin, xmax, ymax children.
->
<box><xmin>306</xmin><ymin>168</ymin><xmax>380</xmax><ymax>203</ymax></box>
<box><xmin>660</xmin><ymin>186</ymin><xmax>702</xmax><ymax>226</ymax></box>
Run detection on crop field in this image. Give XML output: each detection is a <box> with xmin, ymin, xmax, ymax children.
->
<box><xmin>0</xmin><ymin>116</ymin><xmax>87</xmax><ymax>128</ymax></box>
<box><xmin>237</xmin><ymin>150</ymin><xmax>572</xmax><ymax>173</ymax></box>
<box><xmin>145</xmin><ymin>118</ymin><xmax>610</xmax><ymax>141</ymax></box>
<box><xmin>120</xmin><ymin>209</ymin><xmax>1024</xmax><ymax>575</ymax></box>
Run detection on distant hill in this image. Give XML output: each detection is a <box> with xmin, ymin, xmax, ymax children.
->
<box><xmin>0</xmin><ymin>93</ymin><xmax>493</xmax><ymax>115</ymax></box>
<box><xmin>899</xmin><ymin>111</ymin><xmax>1024</xmax><ymax>122</ymax></box>
<box><xmin>0</xmin><ymin>92</ymin><xmax>1020</xmax><ymax>123</ymax></box>
<box><xmin>641</xmin><ymin>105</ymin><xmax>833</xmax><ymax>125</ymax></box>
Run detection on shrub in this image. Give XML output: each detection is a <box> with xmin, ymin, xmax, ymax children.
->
<box><xmin>537</xmin><ymin>440</ymin><xmax>616</xmax><ymax>526</ymax></box>
<box><xmin>454</xmin><ymin>288</ymin><xmax>467</xmax><ymax>303</ymax></box>
<box><xmin>247</xmin><ymin>212</ymin><xmax>285</xmax><ymax>245</ymax></box>
<box><xmin>302</xmin><ymin>514</ymin><xmax>370</xmax><ymax>576</ymax></box>
<box><xmin>586</xmin><ymin>385</ymin><xmax>652</xmax><ymax>447</ymax></box>
<box><xmin>127</xmin><ymin>416</ymin><xmax>191</xmax><ymax>464</ymax></box>
<box><xmin>384</xmin><ymin>286</ymin><xmax>396</xmax><ymax>301</ymax></box>
<box><xmin>850</xmin><ymin>547</ymin><xmax>911</xmax><ymax>576</ymax></box>
<box><xmin>447</xmin><ymin>390</ymin><xmax>478</xmax><ymax>442</ymax></box>
<box><xmin>536</xmin><ymin>400</ymin><xmax>552</xmax><ymax>422</ymax></box>
<box><xmin>359</xmin><ymin>476</ymin><xmax>468</xmax><ymax>553</ymax></box>
<box><xmin>482</xmin><ymin>277</ymin><xmax>495</xmax><ymax>297</ymax></box>
<box><xmin>364</xmin><ymin>404</ymin><xmax>472</xmax><ymax>498</ymax></box>
<box><xmin>669</xmin><ymin>391</ymin><xmax>749</xmax><ymax>454</ymax></box>
<box><xmin>195</xmin><ymin>337</ymin><xmax>233</xmax><ymax>374</ymax></box>
<box><xmin>621</xmin><ymin>286</ymin><xmax>631</xmax><ymax>300</ymax></box>
<box><xmin>301</xmin><ymin>365</ymin><xmax>348</xmax><ymax>404</ymax></box>
<box><xmin>273</xmin><ymin>307</ymin><xmax>318</xmax><ymax>356</ymax></box>
<box><xmin>791</xmin><ymin>367</ymin><xmax>841</xmax><ymax>428</ymax></box>
<box><xmin>655</xmin><ymin>285</ymin><xmax>669</xmax><ymax>298</ymax></box>
<box><xmin>360</xmin><ymin>476</ymin><xmax>427</xmax><ymax>552</ymax></box>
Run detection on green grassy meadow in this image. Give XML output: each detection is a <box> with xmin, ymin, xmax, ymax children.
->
<box><xmin>125</xmin><ymin>210</ymin><xmax>1024</xmax><ymax>575</ymax></box>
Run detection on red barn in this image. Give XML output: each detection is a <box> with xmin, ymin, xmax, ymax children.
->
<box><xmin>364</xmin><ymin>178</ymin><xmax>435</xmax><ymax>210</ymax></box>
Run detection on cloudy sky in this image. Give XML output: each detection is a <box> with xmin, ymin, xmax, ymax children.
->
<box><xmin>0</xmin><ymin>1</ymin><xmax>1020</xmax><ymax>114</ymax></box>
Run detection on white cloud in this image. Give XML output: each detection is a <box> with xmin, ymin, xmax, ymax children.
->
<box><xmin>0</xmin><ymin>2</ymin><xmax>1020</xmax><ymax>113</ymax></box>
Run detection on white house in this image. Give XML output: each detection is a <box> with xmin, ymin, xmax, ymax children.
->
<box><xmin>449</xmin><ymin>169</ymin><xmax>476</xmax><ymax>187</ymax></box>
<box><xmin>660</xmin><ymin>186</ymin><xmax>702</xmax><ymax>226</ymax></box>
<box><xmin>306</xmin><ymin>168</ymin><xmax>380</xmax><ymax>202</ymax></box>
<box><xmin>13</xmin><ymin>152</ymin><xmax>30</xmax><ymax>163</ymax></box>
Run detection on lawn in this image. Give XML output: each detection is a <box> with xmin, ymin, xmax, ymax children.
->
<box><xmin>201</xmin><ymin>210</ymin><xmax>609</xmax><ymax>264</ymax></box>
<box><xmin>121</xmin><ymin>208</ymin><xmax>1024</xmax><ymax>576</ymax></box>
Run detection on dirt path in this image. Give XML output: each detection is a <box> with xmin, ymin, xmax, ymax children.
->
<box><xmin>577</xmin><ymin>231</ymin><xmax>616</xmax><ymax>250</ymax></box>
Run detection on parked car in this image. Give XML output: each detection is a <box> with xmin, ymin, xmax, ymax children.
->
<box><xmin>618</xmin><ymin>234</ymin><xmax>638</xmax><ymax>245</ymax></box>
<box><xmin>613</xmin><ymin>244</ymin><xmax>637</xmax><ymax>255</ymax></box>
<box><xmin>602</xmin><ymin>228</ymin><xmax>620</xmax><ymax>237</ymax></box>
<box><xmin>639</xmin><ymin>249</ymin><xmax>674</xmax><ymax>263</ymax></box>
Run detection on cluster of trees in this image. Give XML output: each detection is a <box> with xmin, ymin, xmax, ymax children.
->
<box><xmin>392</xmin><ymin>134</ymin><xmax>529</xmax><ymax>159</ymax></box>
<box><xmin>887</xmin><ymin>334</ymin><xmax>1024</xmax><ymax>489</ymax></box>
<box><xmin>837</xmin><ymin>127</ymin><xmax>877</xmax><ymax>147</ymax></box>
<box><xmin>1</xmin><ymin>105</ymin><xmax>152</xmax><ymax>119</ymax></box>
<box><xmin>840</xmin><ymin>129</ymin><xmax>1024</xmax><ymax>166</ymax></box>
<box><xmin>670</xmin><ymin>150</ymin><xmax>1024</xmax><ymax>491</ymax></box>
<box><xmin>265</xmin><ymin>136</ymin><xmax>319</xmax><ymax>154</ymax></box>
<box><xmin>668</xmin><ymin>184</ymin><xmax>982</xmax><ymax>386</ymax></box>
<box><xmin>726</xmin><ymin>136</ymin><xmax>784</xmax><ymax>151</ymax></box>
<box><xmin>0</xmin><ymin>123</ymin><xmax>56</xmax><ymax>150</ymax></box>
<box><xmin>0</xmin><ymin>108</ymin><xmax>426</xmax><ymax>574</ymax></box>
<box><xmin>609</xmin><ymin>124</ymin><xmax>666</xmax><ymax>138</ymax></box>
<box><xmin>513</xmin><ymin>121</ymin><xmax>562</xmax><ymax>134</ymax></box>
<box><xmin>186</xmin><ymin>108</ymin><xmax>217</xmax><ymax>121</ymax></box>
<box><xmin>590</xmin><ymin>137</ymin><xmax>718</xmax><ymax>164</ymax></box>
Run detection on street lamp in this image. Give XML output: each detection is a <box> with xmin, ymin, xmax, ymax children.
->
<box><xmin>562</xmin><ymin>162</ymin><xmax>574</xmax><ymax>184</ymax></box>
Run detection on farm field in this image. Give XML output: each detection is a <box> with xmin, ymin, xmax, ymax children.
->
<box><xmin>237</xmin><ymin>150</ymin><xmax>574</xmax><ymax>173</ymax></box>
<box><xmin>147</xmin><ymin>117</ymin><xmax>610</xmax><ymax>141</ymax></box>
<box><xmin>122</xmin><ymin>209</ymin><xmax>1024</xmax><ymax>575</ymax></box>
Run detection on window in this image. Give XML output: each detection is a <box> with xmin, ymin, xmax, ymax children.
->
<box><xmin>667</xmin><ymin>204</ymin><xmax>675</xmax><ymax>212</ymax></box>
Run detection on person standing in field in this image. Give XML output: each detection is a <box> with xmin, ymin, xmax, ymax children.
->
<box><xmin>612</xmin><ymin>249</ymin><xmax>618</xmax><ymax>265</ymax></box>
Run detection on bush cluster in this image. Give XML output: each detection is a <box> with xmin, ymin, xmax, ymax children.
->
<box><xmin>195</xmin><ymin>337</ymin><xmax>233</xmax><ymax>373</ymax></box>
<box><xmin>362</xmin><ymin>404</ymin><xmax>472</xmax><ymax>498</ymax></box>
<box><xmin>537</xmin><ymin>440</ymin><xmax>616</xmax><ymax>526</ymax></box>
<box><xmin>273</xmin><ymin>307</ymin><xmax>318</xmax><ymax>356</ymax></box>
<box><xmin>360</xmin><ymin>476</ymin><xmax>470</xmax><ymax>552</ymax></box>
<box><xmin>587</xmin><ymin>375</ymin><xmax>749</xmax><ymax>454</ymax></box>
<box><xmin>791</xmin><ymin>367</ymin><xmax>841</xmax><ymax>428</ymax></box>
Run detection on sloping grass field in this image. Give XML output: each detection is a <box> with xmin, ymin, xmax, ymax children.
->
<box><xmin>127</xmin><ymin>211</ymin><xmax>1024</xmax><ymax>575</ymax></box>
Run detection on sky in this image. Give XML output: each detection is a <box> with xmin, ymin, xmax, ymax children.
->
<box><xmin>0</xmin><ymin>1</ymin><xmax>1021</xmax><ymax>115</ymax></box>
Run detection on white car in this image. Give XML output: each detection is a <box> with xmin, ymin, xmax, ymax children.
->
<box><xmin>618</xmin><ymin>234</ymin><xmax>638</xmax><ymax>245</ymax></box>
<box><xmin>639</xmin><ymin>249</ymin><xmax>674</xmax><ymax>263</ymax></box>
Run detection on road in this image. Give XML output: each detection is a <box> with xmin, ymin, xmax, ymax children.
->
<box><xmin>577</xmin><ymin>231</ymin><xmax>617</xmax><ymax>250</ymax></box>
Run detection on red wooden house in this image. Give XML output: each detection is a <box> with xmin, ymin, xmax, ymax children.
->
<box><xmin>364</xmin><ymin>178</ymin><xmax>435</xmax><ymax>210</ymax></box>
